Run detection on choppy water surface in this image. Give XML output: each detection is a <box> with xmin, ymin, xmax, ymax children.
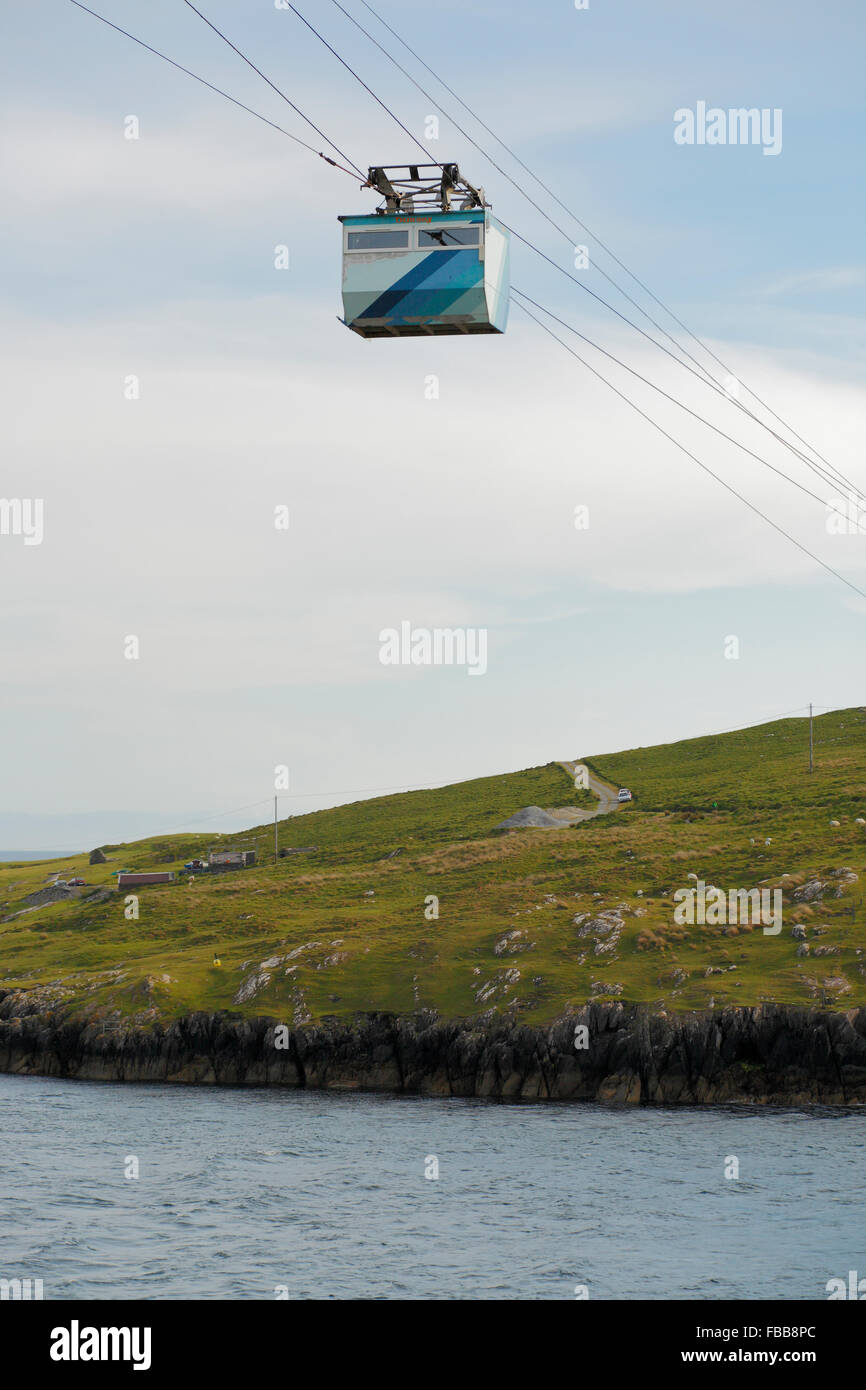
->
<box><xmin>1</xmin><ymin>1074</ymin><xmax>863</xmax><ymax>1299</ymax></box>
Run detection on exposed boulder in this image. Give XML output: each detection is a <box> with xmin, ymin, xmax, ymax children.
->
<box><xmin>474</xmin><ymin>968</ymin><xmax>521</xmax><ymax>1004</ymax></box>
<box><xmin>233</xmin><ymin>971</ymin><xmax>272</xmax><ymax>1005</ymax></box>
<box><xmin>830</xmin><ymin>869</ymin><xmax>858</xmax><ymax>896</ymax></box>
<box><xmin>494</xmin><ymin>930</ymin><xmax>530</xmax><ymax>956</ymax></box>
<box><xmin>573</xmin><ymin>910</ymin><xmax>624</xmax><ymax>957</ymax></box>
<box><xmin>89</xmin><ymin>848</ymin><xmax>107</xmax><ymax>865</ymax></box>
<box><xmin>793</xmin><ymin>879</ymin><xmax>826</xmax><ymax>903</ymax></box>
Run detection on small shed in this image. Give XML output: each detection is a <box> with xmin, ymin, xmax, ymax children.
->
<box><xmin>208</xmin><ymin>848</ymin><xmax>256</xmax><ymax>872</ymax></box>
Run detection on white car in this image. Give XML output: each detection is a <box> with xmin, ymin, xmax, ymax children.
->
<box><xmin>617</xmin><ymin>788</ymin><xmax>633</xmax><ymax>802</ymax></box>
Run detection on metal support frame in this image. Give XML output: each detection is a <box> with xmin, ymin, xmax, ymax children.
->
<box><xmin>364</xmin><ymin>162</ymin><xmax>487</xmax><ymax>214</ymax></box>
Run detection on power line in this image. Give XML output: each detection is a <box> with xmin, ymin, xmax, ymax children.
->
<box><xmin>332</xmin><ymin>0</ymin><xmax>740</xmax><ymax>394</ymax></box>
<box><xmin>180</xmin><ymin>0</ymin><xmax>366</xmax><ymax>177</ymax></box>
<box><xmin>97</xmin><ymin>701</ymin><xmax>838</xmax><ymax>840</ymax></box>
<box><xmin>72</xmin><ymin>0</ymin><xmax>862</xmax><ymax>512</ymax></box>
<box><xmin>69</xmin><ymin>1</ymin><xmax>865</xmax><ymax>572</ymax></box>
<box><xmin>286</xmin><ymin>0</ymin><xmax>865</xmax><ymax>508</ymax></box>
<box><xmin>280</xmin><ymin>781</ymin><xmax>438</xmax><ymax>799</ymax></box>
<box><xmin>694</xmin><ymin>705</ymin><xmax>812</xmax><ymax>741</ymax></box>
<box><xmin>183</xmin><ymin>0</ymin><xmax>435</xmax><ymax>181</ymax></box>
<box><xmin>151</xmin><ymin>798</ymin><xmax>275</xmax><ymax>837</ymax></box>
<box><xmin>512</xmin><ymin>294</ymin><xmax>866</xmax><ymax>602</ymax></box>
<box><xmin>279</xmin><ymin>2</ymin><xmax>444</xmax><ymax>175</ymax></box>
<box><xmin>511</xmin><ymin>287</ymin><xmax>851</xmax><ymax>521</ymax></box>
<box><xmin>346</xmin><ymin>0</ymin><xmax>862</xmax><ymax>499</ymax></box>
<box><xmin>67</xmin><ymin>1</ymin><xmax>363</xmax><ymax>179</ymax></box>
<box><xmin>503</xmin><ymin>223</ymin><xmax>866</xmax><ymax>509</ymax></box>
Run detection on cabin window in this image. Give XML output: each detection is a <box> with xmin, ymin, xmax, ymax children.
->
<box><xmin>418</xmin><ymin>225</ymin><xmax>481</xmax><ymax>248</ymax></box>
<box><xmin>346</xmin><ymin>230</ymin><xmax>410</xmax><ymax>250</ymax></box>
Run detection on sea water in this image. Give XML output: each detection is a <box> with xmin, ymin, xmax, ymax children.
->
<box><xmin>1</xmin><ymin>1073</ymin><xmax>863</xmax><ymax>1300</ymax></box>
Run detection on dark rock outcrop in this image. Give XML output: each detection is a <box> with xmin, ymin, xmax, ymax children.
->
<box><xmin>89</xmin><ymin>849</ymin><xmax>107</xmax><ymax>865</ymax></box>
<box><xmin>0</xmin><ymin>992</ymin><xmax>864</xmax><ymax>1105</ymax></box>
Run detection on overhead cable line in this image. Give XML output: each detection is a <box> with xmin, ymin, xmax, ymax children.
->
<box><xmin>510</xmin><ymin>287</ymin><xmax>852</xmax><ymax>522</ymax></box>
<box><xmin>503</xmin><ymin>222</ymin><xmax>866</xmax><ymax>508</ymax></box>
<box><xmin>183</xmin><ymin>0</ymin><xmax>436</xmax><ymax>182</ymax></box>
<box><xmin>67</xmin><ymin>1</ymin><xmax>363</xmax><ymax>179</ymax></box>
<box><xmin>649</xmin><ymin>705</ymin><xmax>812</xmax><ymax>745</ymax></box>
<box><xmin>179</xmin><ymin>0</ymin><xmax>366</xmax><ymax>177</ymax></box>
<box><xmin>69</xmin><ymin>2</ymin><xmax>864</xmax><ymax>578</ymax></box>
<box><xmin>280</xmin><ymin>0</ymin><xmax>865</xmax><ymax>509</ymax></box>
<box><xmin>329</xmin><ymin>0</ymin><xmax>729</xmax><ymax>379</ymax></box>
<box><xmin>347</xmin><ymin>0</ymin><xmax>861</xmax><ymax>497</ymax></box>
<box><xmin>169</xmin><ymin>2</ymin><xmax>866</xmax><ymax>573</ymax></box>
<box><xmin>157</xmin><ymin>797</ymin><xmax>276</xmax><ymax>837</ymax></box>
<box><xmin>118</xmin><ymin>699</ymin><xmax>831</xmax><ymax>837</ymax></box>
<box><xmin>511</xmin><ymin>294</ymin><xmax>866</xmax><ymax>603</ymax></box>
<box><xmin>73</xmin><ymin>0</ymin><xmax>862</xmax><ymax>510</ymax></box>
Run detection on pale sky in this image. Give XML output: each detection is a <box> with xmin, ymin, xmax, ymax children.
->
<box><xmin>1</xmin><ymin>0</ymin><xmax>864</xmax><ymax>849</ymax></box>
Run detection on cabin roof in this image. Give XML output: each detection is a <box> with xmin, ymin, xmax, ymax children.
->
<box><xmin>338</xmin><ymin>209</ymin><xmax>487</xmax><ymax>227</ymax></box>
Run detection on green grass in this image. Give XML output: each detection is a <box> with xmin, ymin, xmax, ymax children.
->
<box><xmin>585</xmin><ymin>710</ymin><xmax>865</xmax><ymax>815</ymax></box>
<box><xmin>2</xmin><ymin>710</ymin><xmax>864</xmax><ymax>1028</ymax></box>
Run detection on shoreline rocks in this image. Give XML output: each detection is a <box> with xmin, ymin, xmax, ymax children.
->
<box><xmin>1</xmin><ymin>992</ymin><xmax>865</xmax><ymax>1105</ymax></box>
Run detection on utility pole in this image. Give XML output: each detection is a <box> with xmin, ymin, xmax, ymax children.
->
<box><xmin>274</xmin><ymin>795</ymin><xmax>278</xmax><ymax>863</ymax></box>
<box><xmin>809</xmin><ymin>703</ymin><xmax>813</xmax><ymax>774</ymax></box>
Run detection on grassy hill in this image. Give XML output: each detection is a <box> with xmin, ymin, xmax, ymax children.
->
<box><xmin>1</xmin><ymin>709</ymin><xmax>864</xmax><ymax>1029</ymax></box>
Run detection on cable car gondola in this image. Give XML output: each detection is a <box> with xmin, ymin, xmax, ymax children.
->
<box><xmin>339</xmin><ymin>163</ymin><xmax>510</xmax><ymax>339</ymax></box>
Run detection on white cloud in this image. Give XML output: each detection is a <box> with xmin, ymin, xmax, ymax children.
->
<box><xmin>2</xmin><ymin>2</ymin><xmax>864</xmax><ymax>830</ymax></box>
<box><xmin>5</xmin><ymin>294</ymin><xmax>863</xmax><ymax>592</ymax></box>
<box><xmin>763</xmin><ymin>267</ymin><xmax>866</xmax><ymax>296</ymax></box>
<box><xmin>0</xmin><ymin>107</ymin><xmax>336</xmax><ymax>215</ymax></box>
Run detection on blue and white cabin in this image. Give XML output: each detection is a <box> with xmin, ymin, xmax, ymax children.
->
<box><xmin>338</xmin><ymin>163</ymin><xmax>510</xmax><ymax>339</ymax></box>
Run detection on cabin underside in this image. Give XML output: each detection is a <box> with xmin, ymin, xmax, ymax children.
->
<box><xmin>347</xmin><ymin>317</ymin><xmax>503</xmax><ymax>339</ymax></box>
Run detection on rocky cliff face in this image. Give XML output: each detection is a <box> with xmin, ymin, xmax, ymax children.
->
<box><xmin>1</xmin><ymin>988</ymin><xmax>865</xmax><ymax>1104</ymax></box>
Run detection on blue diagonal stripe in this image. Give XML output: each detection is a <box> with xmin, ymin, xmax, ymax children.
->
<box><xmin>359</xmin><ymin>248</ymin><xmax>461</xmax><ymax>320</ymax></box>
